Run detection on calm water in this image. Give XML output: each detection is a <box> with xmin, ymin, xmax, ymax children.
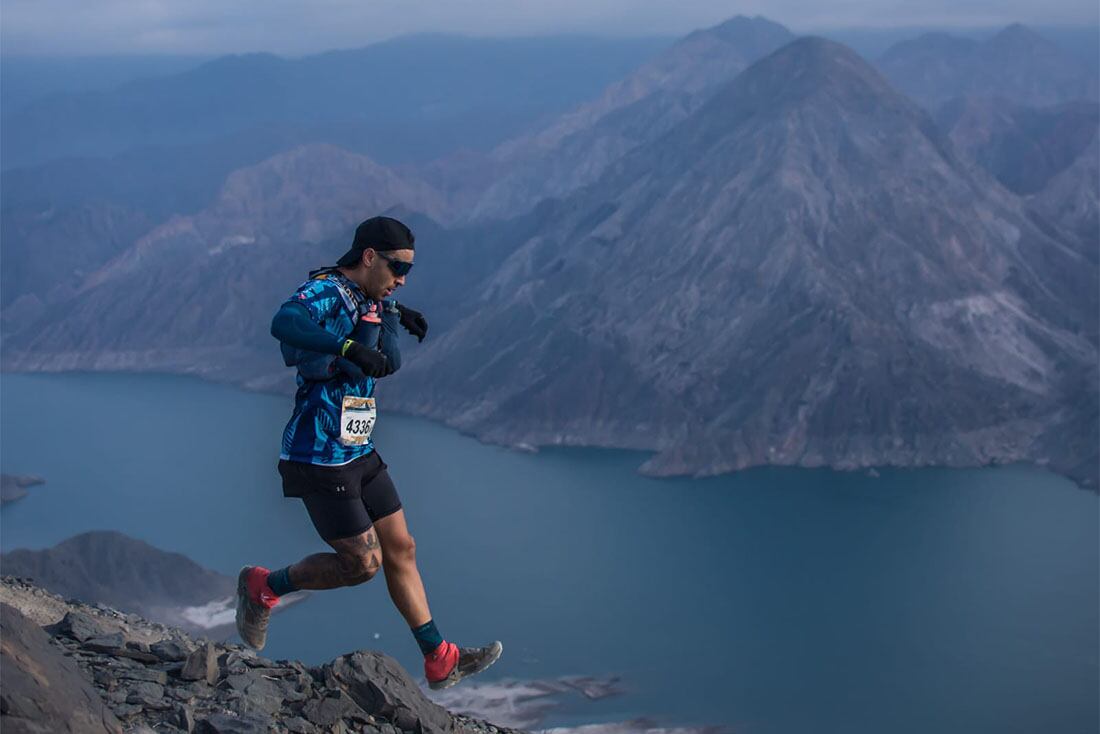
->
<box><xmin>1</xmin><ymin>372</ymin><xmax>1097</xmax><ymax>733</ymax></box>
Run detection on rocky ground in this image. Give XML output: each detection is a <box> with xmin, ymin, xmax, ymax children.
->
<box><xmin>0</xmin><ymin>576</ymin><xmax>524</xmax><ymax>734</ymax></box>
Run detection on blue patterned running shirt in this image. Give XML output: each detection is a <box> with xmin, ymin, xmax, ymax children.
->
<box><xmin>278</xmin><ymin>272</ymin><xmax>396</xmax><ymax>466</ymax></box>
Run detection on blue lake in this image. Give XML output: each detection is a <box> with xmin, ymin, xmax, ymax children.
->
<box><xmin>1</xmin><ymin>372</ymin><xmax>1097</xmax><ymax>733</ymax></box>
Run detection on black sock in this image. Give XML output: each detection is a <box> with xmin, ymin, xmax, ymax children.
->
<box><xmin>267</xmin><ymin>567</ymin><xmax>298</xmax><ymax>597</ymax></box>
<box><xmin>412</xmin><ymin>619</ymin><xmax>444</xmax><ymax>655</ymax></box>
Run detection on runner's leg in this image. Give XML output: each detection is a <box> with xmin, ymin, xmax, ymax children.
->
<box><xmin>287</xmin><ymin>528</ymin><xmax>383</xmax><ymax>590</ymax></box>
<box><xmin>362</xmin><ymin>468</ymin><xmax>503</xmax><ymax>689</ymax></box>
<box><xmin>373</xmin><ymin>509</ymin><xmax>431</xmax><ymax>626</ymax></box>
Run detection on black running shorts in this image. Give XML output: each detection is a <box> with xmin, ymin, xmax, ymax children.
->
<box><xmin>278</xmin><ymin>451</ymin><xmax>402</xmax><ymax>541</ymax></box>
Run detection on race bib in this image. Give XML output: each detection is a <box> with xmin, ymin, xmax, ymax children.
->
<box><xmin>339</xmin><ymin>396</ymin><xmax>376</xmax><ymax>446</ymax></box>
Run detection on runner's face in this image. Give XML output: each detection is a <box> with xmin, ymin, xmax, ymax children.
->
<box><xmin>364</xmin><ymin>248</ymin><xmax>414</xmax><ymax>300</ymax></box>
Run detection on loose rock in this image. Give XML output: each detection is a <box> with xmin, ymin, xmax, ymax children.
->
<box><xmin>1</xmin><ymin>602</ymin><xmax>124</xmax><ymax>734</ymax></box>
<box><xmin>181</xmin><ymin>643</ymin><xmax>220</xmax><ymax>684</ymax></box>
<box><xmin>282</xmin><ymin>716</ymin><xmax>318</xmax><ymax>734</ymax></box>
<box><xmin>176</xmin><ymin>703</ymin><xmax>196</xmax><ymax>732</ymax></box>
<box><xmin>151</xmin><ymin>639</ymin><xmax>190</xmax><ymax>662</ymax></box>
<box><xmin>125</xmin><ymin>680</ymin><xmax>167</xmax><ymax>709</ymax></box>
<box><xmin>118</xmin><ymin>667</ymin><xmax>169</xmax><ymax>685</ymax></box>
<box><xmin>195</xmin><ymin>712</ymin><xmax>271</xmax><ymax>733</ymax></box>
<box><xmin>302</xmin><ymin>690</ymin><xmax>366</xmax><ymax>728</ymax></box>
<box><xmin>50</xmin><ymin>610</ymin><xmax>106</xmax><ymax>642</ymax></box>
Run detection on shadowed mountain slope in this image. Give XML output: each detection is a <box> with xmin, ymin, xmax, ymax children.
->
<box><xmin>1028</xmin><ymin>134</ymin><xmax>1100</xmax><ymax>256</ymax></box>
<box><xmin>936</xmin><ymin>96</ymin><xmax>1099</xmax><ymax>195</ymax></box>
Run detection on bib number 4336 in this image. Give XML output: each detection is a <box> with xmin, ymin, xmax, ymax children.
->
<box><xmin>339</xmin><ymin>396</ymin><xmax>376</xmax><ymax>446</ymax></box>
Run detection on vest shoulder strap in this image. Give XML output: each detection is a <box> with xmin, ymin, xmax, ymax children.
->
<box><xmin>309</xmin><ymin>268</ymin><xmax>367</xmax><ymax>317</ymax></box>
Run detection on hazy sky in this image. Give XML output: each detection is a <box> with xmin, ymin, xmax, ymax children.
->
<box><xmin>2</xmin><ymin>0</ymin><xmax>1098</xmax><ymax>56</ymax></box>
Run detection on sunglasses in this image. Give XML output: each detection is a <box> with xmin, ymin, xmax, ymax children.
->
<box><xmin>376</xmin><ymin>251</ymin><xmax>414</xmax><ymax>277</ymax></box>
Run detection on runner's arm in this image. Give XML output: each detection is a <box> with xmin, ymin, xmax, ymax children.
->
<box><xmin>271</xmin><ymin>302</ymin><xmax>344</xmax><ymax>355</ymax></box>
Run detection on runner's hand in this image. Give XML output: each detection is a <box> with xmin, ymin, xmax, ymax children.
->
<box><xmin>396</xmin><ymin>303</ymin><xmax>428</xmax><ymax>342</ymax></box>
<box><xmin>342</xmin><ymin>340</ymin><xmax>390</xmax><ymax>378</ymax></box>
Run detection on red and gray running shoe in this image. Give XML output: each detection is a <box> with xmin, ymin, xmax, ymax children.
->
<box><xmin>426</xmin><ymin>640</ymin><xmax>503</xmax><ymax>690</ymax></box>
<box><xmin>235</xmin><ymin>566</ymin><xmax>279</xmax><ymax>650</ymax></box>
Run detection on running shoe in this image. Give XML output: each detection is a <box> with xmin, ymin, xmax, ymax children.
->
<box><xmin>235</xmin><ymin>566</ymin><xmax>279</xmax><ymax>650</ymax></box>
<box><xmin>426</xmin><ymin>640</ymin><xmax>503</xmax><ymax>690</ymax></box>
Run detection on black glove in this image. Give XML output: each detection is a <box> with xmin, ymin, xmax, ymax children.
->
<box><xmin>341</xmin><ymin>340</ymin><xmax>391</xmax><ymax>378</ymax></box>
<box><xmin>396</xmin><ymin>303</ymin><xmax>428</xmax><ymax>342</ymax></box>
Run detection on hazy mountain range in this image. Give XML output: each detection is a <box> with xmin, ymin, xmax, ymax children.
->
<box><xmin>878</xmin><ymin>24</ymin><xmax>1099</xmax><ymax>108</ymax></box>
<box><xmin>0</xmin><ymin>34</ymin><xmax>673</xmax><ymax>169</ymax></box>
<box><xmin>2</xmin><ymin>18</ymin><xmax>1097</xmax><ymax>487</ymax></box>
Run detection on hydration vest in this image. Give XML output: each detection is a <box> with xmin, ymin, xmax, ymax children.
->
<box><xmin>281</xmin><ymin>268</ymin><xmax>382</xmax><ymax>381</ymax></box>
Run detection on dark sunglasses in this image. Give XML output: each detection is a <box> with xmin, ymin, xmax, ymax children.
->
<box><xmin>376</xmin><ymin>251</ymin><xmax>414</xmax><ymax>277</ymax></box>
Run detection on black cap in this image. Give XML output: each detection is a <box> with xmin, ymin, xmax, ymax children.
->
<box><xmin>336</xmin><ymin>216</ymin><xmax>415</xmax><ymax>267</ymax></box>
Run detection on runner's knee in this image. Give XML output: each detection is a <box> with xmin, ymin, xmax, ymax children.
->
<box><xmin>338</xmin><ymin>549</ymin><xmax>382</xmax><ymax>585</ymax></box>
<box><xmin>384</xmin><ymin>533</ymin><xmax>416</xmax><ymax>566</ymax></box>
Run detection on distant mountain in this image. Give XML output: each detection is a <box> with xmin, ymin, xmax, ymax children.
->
<box><xmin>0</xmin><ymin>531</ymin><xmax>236</xmax><ymax>634</ymax></box>
<box><xmin>0</xmin><ymin>200</ymin><xmax>513</xmax><ymax>395</ymax></box>
<box><xmin>0</xmin><ymin>201</ymin><xmax>155</xmax><ymax>326</ymax></box>
<box><xmin>0</xmin><ymin>34</ymin><xmax>672</xmax><ymax>169</ymax></box>
<box><xmin>0</xmin><ymin>34</ymin><xmax>673</xmax><ymax>331</ymax></box>
<box><xmin>0</xmin><ymin>17</ymin><xmax>790</xmax><ymax>336</ymax></box>
<box><xmin>0</xmin><ymin>54</ymin><xmax>213</xmax><ymax>113</ymax></box>
<box><xmin>0</xmin><ymin>125</ymin><xmax>371</xmax><ymax>324</ymax></box>
<box><xmin>936</xmin><ymin>96</ymin><xmax>1099</xmax><ymax>194</ymax></box>
<box><xmin>445</xmin><ymin>15</ymin><xmax>796</xmax><ymax>222</ymax></box>
<box><xmin>0</xmin><ymin>143</ymin><xmax>444</xmax><ymax>349</ymax></box>
<box><xmin>878</xmin><ymin>24</ymin><xmax>1099</xmax><ymax>108</ymax></box>
<box><xmin>386</xmin><ymin>37</ymin><xmax>1099</xmax><ymax>486</ymax></box>
<box><xmin>73</xmin><ymin>142</ymin><xmax>445</xmax><ymax>263</ymax></box>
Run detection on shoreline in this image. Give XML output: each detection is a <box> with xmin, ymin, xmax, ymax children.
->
<box><xmin>2</xmin><ymin>367</ymin><xmax>1095</xmax><ymax>493</ymax></box>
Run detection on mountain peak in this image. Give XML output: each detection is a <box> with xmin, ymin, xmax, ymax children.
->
<box><xmin>710</xmin><ymin>36</ymin><xmax>907</xmax><ymax>114</ymax></box>
<box><xmin>990</xmin><ymin>22</ymin><xmax>1047</xmax><ymax>47</ymax></box>
<box><xmin>694</xmin><ymin>14</ymin><xmax>792</xmax><ymax>41</ymax></box>
<box><xmin>768</xmin><ymin>35</ymin><xmax>862</xmax><ymax>64</ymax></box>
<box><xmin>675</xmin><ymin>14</ymin><xmax>796</xmax><ymax>64</ymax></box>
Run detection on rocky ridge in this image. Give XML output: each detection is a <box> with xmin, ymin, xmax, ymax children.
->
<box><xmin>0</xmin><ymin>576</ymin><xmax>521</xmax><ymax>734</ymax></box>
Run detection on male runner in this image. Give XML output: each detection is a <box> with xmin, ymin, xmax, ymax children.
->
<box><xmin>236</xmin><ymin>216</ymin><xmax>502</xmax><ymax>690</ymax></box>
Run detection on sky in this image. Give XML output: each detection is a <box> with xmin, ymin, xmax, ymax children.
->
<box><xmin>2</xmin><ymin>0</ymin><xmax>1098</xmax><ymax>56</ymax></box>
